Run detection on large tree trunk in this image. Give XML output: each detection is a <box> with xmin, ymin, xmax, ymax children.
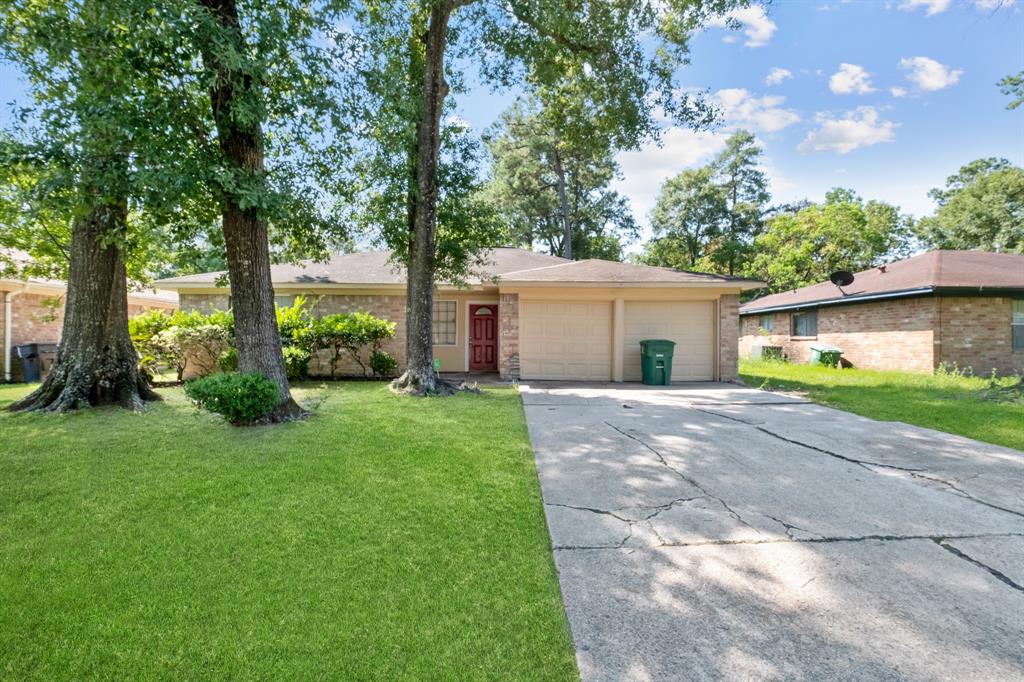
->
<box><xmin>8</xmin><ymin>189</ymin><xmax>158</xmax><ymax>413</ymax></box>
<box><xmin>392</xmin><ymin>1</ymin><xmax>463</xmax><ymax>396</ymax></box>
<box><xmin>197</xmin><ymin>0</ymin><xmax>303</xmax><ymax>420</ymax></box>
<box><xmin>552</xmin><ymin>147</ymin><xmax>573</xmax><ymax>260</ymax></box>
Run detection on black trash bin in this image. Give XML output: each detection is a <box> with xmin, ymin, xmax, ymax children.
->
<box><xmin>16</xmin><ymin>343</ymin><xmax>41</xmax><ymax>383</ymax></box>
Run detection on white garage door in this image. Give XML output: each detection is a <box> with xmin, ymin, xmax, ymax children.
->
<box><xmin>520</xmin><ymin>301</ymin><xmax>612</xmax><ymax>380</ymax></box>
<box><xmin>624</xmin><ymin>301</ymin><xmax>716</xmax><ymax>381</ymax></box>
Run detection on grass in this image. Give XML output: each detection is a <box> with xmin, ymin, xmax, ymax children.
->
<box><xmin>0</xmin><ymin>382</ymin><xmax>577</xmax><ymax>680</ymax></box>
<box><xmin>739</xmin><ymin>359</ymin><xmax>1024</xmax><ymax>451</ymax></box>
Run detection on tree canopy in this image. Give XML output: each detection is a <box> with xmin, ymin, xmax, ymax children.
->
<box><xmin>916</xmin><ymin>158</ymin><xmax>1023</xmax><ymax>254</ymax></box>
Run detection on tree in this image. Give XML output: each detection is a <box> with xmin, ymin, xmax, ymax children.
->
<box><xmin>707</xmin><ymin>131</ymin><xmax>769</xmax><ymax>275</ymax></box>
<box><xmin>999</xmin><ymin>71</ymin><xmax>1023</xmax><ymax>110</ymax></box>
<box><xmin>483</xmin><ymin>100</ymin><xmax>638</xmax><ymax>260</ymax></box>
<box><xmin>641</xmin><ymin>167</ymin><xmax>726</xmax><ymax>269</ymax></box>
<box><xmin>916</xmin><ymin>158</ymin><xmax>1024</xmax><ymax>254</ymax></box>
<box><xmin>352</xmin><ymin>0</ymin><xmax>740</xmax><ymax>395</ymax></box>
<box><xmin>1</xmin><ymin>0</ymin><xmax>162</xmax><ymax>412</ymax></box>
<box><xmin>744</xmin><ymin>189</ymin><xmax>914</xmax><ymax>293</ymax></box>
<box><xmin>639</xmin><ymin>130</ymin><xmax>767</xmax><ymax>273</ymax></box>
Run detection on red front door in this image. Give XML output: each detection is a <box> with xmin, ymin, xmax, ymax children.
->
<box><xmin>469</xmin><ymin>304</ymin><xmax>498</xmax><ymax>371</ymax></box>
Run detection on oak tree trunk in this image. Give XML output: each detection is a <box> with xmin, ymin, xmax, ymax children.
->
<box><xmin>198</xmin><ymin>0</ymin><xmax>304</xmax><ymax>420</ymax></box>
<box><xmin>392</xmin><ymin>2</ymin><xmax>462</xmax><ymax>396</ymax></box>
<box><xmin>8</xmin><ymin>191</ymin><xmax>158</xmax><ymax>413</ymax></box>
<box><xmin>552</xmin><ymin>147</ymin><xmax>573</xmax><ymax>260</ymax></box>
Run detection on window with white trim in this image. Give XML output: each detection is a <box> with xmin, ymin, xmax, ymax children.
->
<box><xmin>274</xmin><ymin>295</ymin><xmax>295</xmax><ymax>309</ymax></box>
<box><xmin>792</xmin><ymin>310</ymin><xmax>818</xmax><ymax>337</ymax></box>
<box><xmin>1013</xmin><ymin>299</ymin><xmax>1024</xmax><ymax>353</ymax></box>
<box><xmin>432</xmin><ymin>300</ymin><xmax>457</xmax><ymax>346</ymax></box>
<box><xmin>759</xmin><ymin>314</ymin><xmax>773</xmax><ymax>332</ymax></box>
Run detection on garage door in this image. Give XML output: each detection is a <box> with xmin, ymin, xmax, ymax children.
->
<box><xmin>624</xmin><ymin>301</ymin><xmax>715</xmax><ymax>381</ymax></box>
<box><xmin>520</xmin><ymin>301</ymin><xmax>612</xmax><ymax>380</ymax></box>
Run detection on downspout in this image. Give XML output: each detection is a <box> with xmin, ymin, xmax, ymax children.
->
<box><xmin>4</xmin><ymin>289</ymin><xmax>22</xmax><ymax>382</ymax></box>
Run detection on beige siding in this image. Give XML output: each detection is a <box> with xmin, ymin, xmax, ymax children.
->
<box><xmin>519</xmin><ymin>300</ymin><xmax>612</xmax><ymax>380</ymax></box>
<box><xmin>623</xmin><ymin>301</ymin><xmax>715</xmax><ymax>381</ymax></box>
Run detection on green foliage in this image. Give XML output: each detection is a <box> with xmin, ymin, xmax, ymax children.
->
<box><xmin>276</xmin><ymin>296</ymin><xmax>314</xmax><ymax>347</ymax></box>
<box><xmin>482</xmin><ymin>98</ymin><xmax>638</xmax><ymax>260</ymax></box>
<box><xmin>218</xmin><ymin>347</ymin><xmax>238</xmax><ymax>373</ymax></box>
<box><xmin>129</xmin><ymin>309</ymin><xmax>233</xmax><ymax>380</ymax></box>
<box><xmin>308</xmin><ymin>312</ymin><xmax>397</xmax><ymax>378</ymax></box>
<box><xmin>998</xmin><ymin>71</ymin><xmax>1023</xmax><ymax>110</ymax></box>
<box><xmin>282</xmin><ymin>346</ymin><xmax>311</xmax><ymax>381</ymax></box>
<box><xmin>916</xmin><ymin>158</ymin><xmax>1023</xmax><ymax>253</ymax></box>
<box><xmin>370</xmin><ymin>350</ymin><xmax>399</xmax><ymax>379</ymax></box>
<box><xmin>640</xmin><ymin>131</ymin><xmax>769</xmax><ymax>274</ymax></box>
<box><xmin>743</xmin><ymin>189</ymin><xmax>913</xmax><ymax>293</ymax></box>
<box><xmin>184</xmin><ymin>373</ymin><xmax>279</xmax><ymax>425</ymax></box>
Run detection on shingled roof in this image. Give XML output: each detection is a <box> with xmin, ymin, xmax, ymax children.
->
<box><xmin>154</xmin><ymin>247</ymin><xmax>762</xmax><ymax>290</ymax></box>
<box><xmin>740</xmin><ymin>250</ymin><xmax>1024</xmax><ymax>315</ymax></box>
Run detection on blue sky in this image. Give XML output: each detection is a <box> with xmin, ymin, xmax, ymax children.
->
<box><xmin>457</xmin><ymin>0</ymin><xmax>1024</xmax><ymax>244</ymax></box>
<box><xmin>1</xmin><ymin>0</ymin><xmax>1020</xmax><ymax>250</ymax></box>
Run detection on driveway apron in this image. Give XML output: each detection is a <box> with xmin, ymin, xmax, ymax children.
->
<box><xmin>521</xmin><ymin>382</ymin><xmax>1024</xmax><ymax>682</ymax></box>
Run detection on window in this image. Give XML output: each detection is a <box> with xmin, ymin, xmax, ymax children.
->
<box><xmin>759</xmin><ymin>314</ymin><xmax>773</xmax><ymax>333</ymax></box>
<box><xmin>792</xmin><ymin>310</ymin><xmax>818</xmax><ymax>337</ymax></box>
<box><xmin>274</xmin><ymin>295</ymin><xmax>295</xmax><ymax>309</ymax></box>
<box><xmin>1013</xmin><ymin>299</ymin><xmax>1024</xmax><ymax>353</ymax></box>
<box><xmin>432</xmin><ymin>300</ymin><xmax>457</xmax><ymax>346</ymax></box>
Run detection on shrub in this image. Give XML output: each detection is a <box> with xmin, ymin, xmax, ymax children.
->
<box><xmin>309</xmin><ymin>312</ymin><xmax>396</xmax><ymax>377</ymax></box>
<box><xmin>130</xmin><ymin>309</ymin><xmax>234</xmax><ymax>380</ymax></box>
<box><xmin>370</xmin><ymin>350</ymin><xmax>398</xmax><ymax>378</ymax></box>
<box><xmin>184</xmin><ymin>373</ymin><xmax>279</xmax><ymax>425</ymax></box>
<box><xmin>219</xmin><ymin>347</ymin><xmax>238</xmax><ymax>373</ymax></box>
<box><xmin>283</xmin><ymin>345</ymin><xmax>310</xmax><ymax>380</ymax></box>
<box><xmin>276</xmin><ymin>296</ymin><xmax>313</xmax><ymax>347</ymax></box>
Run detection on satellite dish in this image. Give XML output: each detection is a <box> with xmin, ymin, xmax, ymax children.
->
<box><xmin>830</xmin><ymin>270</ymin><xmax>855</xmax><ymax>288</ymax></box>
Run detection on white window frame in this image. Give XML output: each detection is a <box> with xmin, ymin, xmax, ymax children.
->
<box><xmin>759</xmin><ymin>314</ymin><xmax>773</xmax><ymax>333</ymax></box>
<box><xmin>274</xmin><ymin>294</ymin><xmax>296</xmax><ymax>309</ymax></box>
<box><xmin>432</xmin><ymin>299</ymin><xmax>458</xmax><ymax>347</ymax></box>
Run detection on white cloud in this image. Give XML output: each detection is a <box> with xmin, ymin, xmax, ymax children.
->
<box><xmin>707</xmin><ymin>6</ymin><xmax>778</xmax><ymax>48</ymax></box>
<box><xmin>899</xmin><ymin>56</ymin><xmax>963</xmax><ymax>91</ymax></box>
<box><xmin>829</xmin><ymin>63</ymin><xmax>875</xmax><ymax>95</ymax></box>
<box><xmin>890</xmin><ymin>86</ymin><xmax>908</xmax><ymax>97</ymax></box>
<box><xmin>613</xmin><ymin>129</ymin><xmax>727</xmax><ymax>223</ymax></box>
<box><xmin>974</xmin><ymin>0</ymin><xmax>1015</xmax><ymax>8</ymax></box>
<box><xmin>712</xmin><ymin>88</ymin><xmax>801</xmax><ymax>133</ymax></box>
<box><xmin>798</xmin><ymin>106</ymin><xmax>898</xmax><ymax>154</ymax></box>
<box><xmin>765</xmin><ymin>67</ymin><xmax>793</xmax><ymax>86</ymax></box>
<box><xmin>898</xmin><ymin>0</ymin><xmax>951</xmax><ymax>15</ymax></box>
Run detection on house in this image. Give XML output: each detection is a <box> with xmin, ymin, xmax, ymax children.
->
<box><xmin>1</xmin><ymin>270</ymin><xmax>179</xmax><ymax>382</ymax></box>
<box><xmin>154</xmin><ymin>248</ymin><xmax>762</xmax><ymax>382</ymax></box>
<box><xmin>738</xmin><ymin>250</ymin><xmax>1024</xmax><ymax>375</ymax></box>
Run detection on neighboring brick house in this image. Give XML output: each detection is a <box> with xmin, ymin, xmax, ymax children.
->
<box><xmin>156</xmin><ymin>248</ymin><xmax>761</xmax><ymax>382</ymax></box>
<box><xmin>739</xmin><ymin>251</ymin><xmax>1024</xmax><ymax>375</ymax></box>
<box><xmin>1</xmin><ymin>275</ymin><xmax>178</xmax><ymax>382</ymax></box>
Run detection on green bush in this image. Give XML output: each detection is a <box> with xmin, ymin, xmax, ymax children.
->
<box><xmin>309</xmin><ymin>312</ymin><xmax>397</xmax><ymax>377</ymax></box>
<box><xmin>184</xmin><ymin>373</ymin><xmax>279</xmax><ymax>425</ymax></box>
<box><xmin>283</xmin><ymin>346</ymin><xmax>310</xmax><ymax>380</ymax></box>
<box><xmin>370</xmin><ymin>350</ymin><xmax>398</xmax><ymax>378</ymax></box>
<box><xmin>218</xmin><ymin>347</ymin><xmax>238</xmax><ymax>373</ymax></box>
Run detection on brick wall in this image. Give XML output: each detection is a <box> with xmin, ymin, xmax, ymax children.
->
<box><xmin>740</xmin><ymin>295</ymin><xmax>1024</xmax><ymax>375</ymax></box>
<box><xmin>739</xmin><ymin>297</ymin><xmax>937</xmax><ymax>372</ymax></box>
<box><xmin>936</xmin><ymin>297</ymin><xmax>1023</xmax><ymax>375</ymax></box>
<box><xmin>718</xmin><ymin>294</ymin><xmax>740</xmax><ymax>381</ymax></box>
<box><xmin>498</xmin><ymin>293</ymin><xmax>519</xmax><ymax>380</ymax></box>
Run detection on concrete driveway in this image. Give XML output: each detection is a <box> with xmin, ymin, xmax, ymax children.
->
<box><xmin>521</xmin><ymin>382</ymin><xmax>1024</xmax><ymax>682</ymax></box>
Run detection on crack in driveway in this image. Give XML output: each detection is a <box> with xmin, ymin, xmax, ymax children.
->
<box><xmin>603</xmin><ymin>421</ymin><xmax>762</xmax><ymax>534</ymax></box>
<box><xmin>934</xmin><ymin>539</ymin><xmax>1024</xmax><ymax>593</ymax></box>
<box><xmin>692</xmin><ymin>407</ymin><xmax>1024</xmax><ymax>522</ymax></box>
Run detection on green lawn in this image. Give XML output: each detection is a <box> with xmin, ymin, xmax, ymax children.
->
<box><xmin>0</xmin><ymin>383</ymin><xmax>577</xmax><ymax>680</ymax></box>
<box><xmin>740</xmin><ymin>359</ymin><xmax>1024</xmax><ymax>451</ymax></box>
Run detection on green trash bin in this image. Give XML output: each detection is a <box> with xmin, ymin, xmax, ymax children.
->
<box><xmin>810</xmin><ymin>344</ymin><xmax>843</xmax><ymax>367</ymax></box>
<box><xmin>639</xmin><ymin>339</ymin><xmax>676</xmax><ymax>385</ymax></box>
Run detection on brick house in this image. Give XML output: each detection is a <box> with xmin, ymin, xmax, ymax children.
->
<box><xmin>739</xmin><ymin>250</ymin><xmax>1024</xmax><ymax>375</ymax></box>
<box><xmin>155</xmin><ymin>248</ymin><xmax>761</xmax><ymax>382</ymax></box>
<box><xmin>1</xmin><ymin>274</ymin><xmax>178</xmax><ymax>382</ymax></box>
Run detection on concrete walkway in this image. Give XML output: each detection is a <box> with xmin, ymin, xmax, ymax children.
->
<box><xmin>521</xmin><ymin>382</ymin><xmax>1024</xmax><ymax>681</ymax></box>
